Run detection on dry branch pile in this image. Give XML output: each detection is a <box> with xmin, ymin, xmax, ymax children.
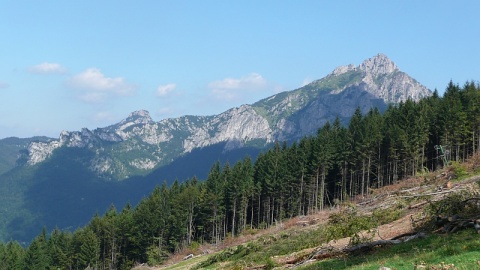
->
<box><xmin>432</xmin><ymin>197</ymin><xmax>480</xmax><ymax>234</ymax></box>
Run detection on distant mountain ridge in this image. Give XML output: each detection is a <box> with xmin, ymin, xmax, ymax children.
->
<box><xmin>21</xmin><ymin>53</ymin><xmax>431</xmax><ymax>180</ymax></box>
<box><xmin>0</xmin><ymin>53</ymin><xmax>432</xmax><ymax>242</ymax></box>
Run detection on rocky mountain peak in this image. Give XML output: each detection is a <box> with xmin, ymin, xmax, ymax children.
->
<box><xmin>359</xmin><ymin>53</ymin><xmax>398</xmax><ymax>76</ymax></box>
<box><xmin>123</xmin><ymin>110</ymin><xmax>153</xmax><ymax>124</ymax></box>
<box><xmin>111</xmin><ymin>110</ymin><xmax>154</xmax><ymax>133</ymax></box>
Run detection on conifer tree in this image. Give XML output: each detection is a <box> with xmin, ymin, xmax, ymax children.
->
<box><xmin>73</xmin><ymin>227</ymin><xmax>100</xmax><ymax>270</ymax></box>
<box><xmin>48</xmin><ymin>228</ymin><xmax>74</xmax><ymax>270</ymax></box>
<box><xmin>205</xmin><ymin>161</ymin><xmax>225</xmax><ymax>244</ymax></box>
<box><xmin>0</xmin><ymin>241</ymin><xmax>25</xmax><ymax>270</ymax></box>
<box><xmin>23</xmin><ymin>227</ymin><xmax>50</xmax><ymax>270</ymax></box>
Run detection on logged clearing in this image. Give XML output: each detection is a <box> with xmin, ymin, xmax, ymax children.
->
<box><xmin>133</xmin><ymin>160</ymin><xmax>480</xmax><ymax>270</ymax></box>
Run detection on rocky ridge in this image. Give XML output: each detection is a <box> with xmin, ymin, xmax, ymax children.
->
<box><xmin>25</xmin><ymin>54</ymin><xmax>431</xmax><ymax>180</ymax></box>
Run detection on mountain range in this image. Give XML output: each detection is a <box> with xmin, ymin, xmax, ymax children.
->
<box><xmin>0</xmin><ymin>53</ymin><xmax>431</xmax><ymax>242</ymax></box>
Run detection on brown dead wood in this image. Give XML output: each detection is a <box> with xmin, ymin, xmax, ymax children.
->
<box><xmin>293</xmin><ymin>232</ymin><xmax>427</xmax><ymax>267</ymax></box>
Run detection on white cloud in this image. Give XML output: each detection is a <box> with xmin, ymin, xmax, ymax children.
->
<box><xmin>156</xmin><ymin>83</ymin><xmax>176</xmax><ymax>97</ymax></box>
<box><xmin>209</xmin><ymin>73</ymin><xmax>266</xmax><ymax>90</ymax></box>
<box><xmin>29</xmin><ymin>62</ymin><xmax>67</xmax><ymax>74</ymax></box>
<box><xmin>66</xmin><ymin>68</ymin><xmax>136</xmax><ymax>103</ymax></box>
<box><xmin>208</xmin><ymin>73</ymin><xmax>267</xmax><ymax>101</ymax></box>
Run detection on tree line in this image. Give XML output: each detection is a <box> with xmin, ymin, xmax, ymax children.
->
<box><xmin>1</xmin><ymin>81</ymin><xmax>479</xmax><ymax>269</ymax></box>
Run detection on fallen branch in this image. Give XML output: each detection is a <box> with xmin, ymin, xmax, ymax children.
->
<box><xmin>293</xmin><ymin>232</ymin><xmax>426</xmax><ymax>267</ymax></box>
<box><xmin>345</xmin><ymin>232</ymin><xmax>426</xmax><ymax>253</ymax></box>
<box><xmin>400</xmin><ymin>189</ymin><xmax>461</xmax><ymax>198</ymax></box>
<box><xmin>408</xmin><ymin>201</ymin><xmax>429</xmax><ymax>209</ymax></box>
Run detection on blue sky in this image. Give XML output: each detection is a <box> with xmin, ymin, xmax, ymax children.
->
<box><xmin>0</xmin><ymin>1</ymin><xmax>478</xmax><ymax>139</ymax></box>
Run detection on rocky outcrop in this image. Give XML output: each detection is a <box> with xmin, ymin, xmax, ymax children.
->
<box><xmin>26</xmin><ymin>140</ymin><xmax>62</xmax><ymax>165</ymax></box>
<box><xmin>357</xmin><ymin>54</ymin><xmax>430</xmax><ymax>103</ymax></box>
<box><xmin>183</xmin><ymin>105</ymin><xmax>273</xmax><ymax>152</ymax></box>
<box><xmin>24</xmin><ymin>54</ymin><xmax>431</xmax><ymax>180</ymax></box>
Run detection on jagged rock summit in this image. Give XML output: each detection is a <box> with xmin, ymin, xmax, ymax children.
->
<box><xmin>119</xmin><ymin>110</ymin><xmax>154</xmax><ymax>126</ymax></box>
<box><xmin>360</xmin><ymin>53</ymin><xmax>398</xmax><ymax>76</ymax></box>
<box><xmin>23</xmin><ymin>54</ymin><xmax>431</xmax><ymax>180</ymax></box>
<box><xmin>326</xmin><ymin>53</ymin><xmax>429</xmax><ymax>103</ymax></box>
<box><xmin>359</xmin><ymin>53</ymin><xmax>429</xmax><ymax>103</ymax></box>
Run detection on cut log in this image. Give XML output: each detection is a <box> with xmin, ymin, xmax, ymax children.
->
<box><xmin>294</xmin><ymin>232</ymin><xmax>426</xmax><ymax>267</ymax></box>
<box><xmin>345</xmin><ymin>232</ymin><xmax>426</xmax><ymax>253</ymax></box>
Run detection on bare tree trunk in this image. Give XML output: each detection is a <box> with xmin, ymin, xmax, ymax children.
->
<box><xmin>270</xmin><ymin>197</ymin><xmax>275</xmax><ymax>227</ymax></box>
<box><xmin>320</xmin><ymin>168</ymin><xmax>325</xmax><ymax>210</ymax></box>
<box><xmin>299</xmin><ymin>171</ymin><xmax>304</xmax><ymax>216</ymax></box>
<box><xmin>111</xmin><ymin>237</ymin><xmax>116</xmax><ymax>270</ymax></box>
<box><xmin>243</xmin><ymin>197</ymin><xmax>248</xmax><ymax>232</ymax></box>
<box><xmin>315</xmin><ymin>168</ymin><xmax>319</xmax><ymax>210</ymax></box>
<box><xmin>231</xmin><ymin>199</ymin><xmax>236</xmax><ymax>237</ymax></box>
<box><xmin>366</xmin><ymin>156</ymin><xmax>371</xmax><ymax>195</ymax></box>
<box><xmin>257</xmin><ymin>193</ymin><xmax>261</xmax><ymax>228</ymax></box>
<box><xmin>212</xmin><ymin>206</ymin><xmax>218</xmax><ymax>244</ymax></box>
<box><xmin>187</xmin><ymin>202</ymin><xmax>194</xmax><ymax>245</ymax></box>
<box><xmin>477</xmin><ymin>129</ymin><xmax>480</xmax><ymax>153</ymax></box>
<box><xmin>250</xmin><ymin>194</ymin><xmax>254</xmax><ymax>229</ymax></box>
<box><xmin>361</xmin><ymin>159</ymin><xmax>366</xmax><ymax>197</ymax></box>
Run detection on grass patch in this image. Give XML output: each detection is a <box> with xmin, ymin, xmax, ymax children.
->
<box><xmin>162</xmin><ymin>254</ymin><xmax>213</xmax><ymax>270</ymax></box>
<box><xmin>193</xmin><ymin>227</ymin><xmax>329</xmax><ymax>269</ymax></box>
<box><xmin>300</xmin><ymin>229</ymin><xmax>480</xmax><ymax>270</ymax></box>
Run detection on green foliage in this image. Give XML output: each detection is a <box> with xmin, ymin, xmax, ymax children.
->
<box><xmin>371</xmin><ymin>207</ymin><xmax>403</xmax><ymax>225</ymax></box>
<box><xmin>0</xmin><ymin>241</ymin><xmax>25</xmax><ymax>270</ymax></box>
<box><xmin>450</xmin><ymin>161</ymin><xmax>469</xmax><ymax>180</ymax></box>
<box><xmin>146</xmin><ymin>244</ymin><xmax>169</xmax><ymax>266</ymax></box>
<box><xmin>74</xmin><ymin>227</ymin><xmax>100</xmax><ymax>269</ymax></box>
<box><xmin>325</xmin><ymin>206</ymin><xmax>403</xmax><ymax>246</ymax></box>
<box><xmin>326</xmin><ymin>206</ymin><xmax>376</xmax><ymax>245</ymax></box>
<box><xmin>23</xmin><ymin>228</ymin><xmax>50</xmax><ymax>270</ymax></box>
<box><xmin>193</xmin><ymin>242</ymin><xmax>263</xmax><ymax>269</ymax></box>
<box><xmin>263</xmin><ymin>257</ymin><xmax>278</xmax><ymax>270</ymax></box>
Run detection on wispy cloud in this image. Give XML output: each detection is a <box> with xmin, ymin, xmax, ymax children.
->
<box><xmin>301</xmin><ymin>77</ymin><xmax>313</xmax><ymax>87</ymax></box>
<box><xmin>0</xmin><ymin>81</ymin><xmax>9</xmax><ymax>89</ymax></box>
<box><xmin>93</xmin><ymin>111</ymin><xmax>116</xmax><ymax>122</ymax></box>
<box><xmin>208</xmin><ymin>73</ymin><xmax>267</xmax><ymax>101</ymax></box>
<box><xmin>156</xmin><ymin>83</ymin><xmax>176</xmax><ymax>97</ymax></box>
<box><xmin>157</xmin><ymin>107</ymin><xmax>175</xmax><ymax>116</ymax></box>
<box><xmin>66</xmin><ymin>68</ymin><xmax>136</xmax><ymax>103</ymax></box>
<box><xmin>29</xmin><ymin>62</ymin><xmax>67</xmax><ymax>74</ymax></box>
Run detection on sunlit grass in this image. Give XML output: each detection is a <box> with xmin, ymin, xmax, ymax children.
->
<box><xmin>300</xmin><ymin>229</ymin><xmax>480</xmax><ymax>270</ymax></box>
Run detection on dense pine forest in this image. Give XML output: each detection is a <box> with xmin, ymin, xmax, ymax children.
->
<box><xmin>1</xmin><ymin>81</ymin><xmax>479</xmax><ymax>270</ymax></box>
